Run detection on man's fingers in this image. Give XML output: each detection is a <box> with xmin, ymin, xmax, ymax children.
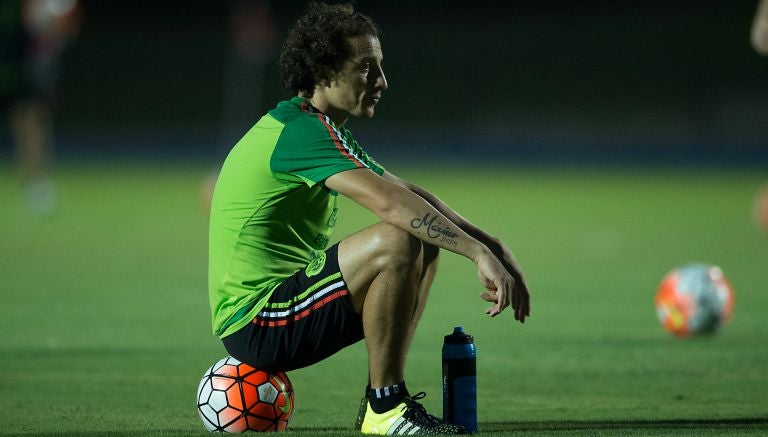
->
<box><xmin>512</xmin><ymin>285</ymin><xmax>519</xmax><ymax>315</ymax></box>
<box><xmin>482</xmin><ymin>281</ymin><xmax>531</xmax><ymax>321</ymax></box>
<box><xmin>512</xmin><ymin>283</ymin><xmax>525</xmax><ymax>322</ymax></box>
<box><xmin>494</xmin><ymin>278</ymin><xmax>510</xmax><ymax>316</ymax></box>
<box><xmin>481</xmin><ymin>291</ymin><xmax>499</xmax><ymax>316</ymax></box>
<box><xmin>479</xmin><ymin>291</ymin><xmax>497</xmax><ymax>302</ymax></box>
<box><xmin>517</xmin><ymin>282</ymin><xmax>531</xmax><ymax>323</ymax></box>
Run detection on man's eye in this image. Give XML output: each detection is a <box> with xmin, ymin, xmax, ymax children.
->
<box><xmin>360</xmin><ymin>62</ymin><xmax>371</xmax><ymax>72</ymax></box>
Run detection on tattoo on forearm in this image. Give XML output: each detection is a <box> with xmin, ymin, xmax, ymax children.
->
<box><xmin>410</xmin><ymin>213</ymin><xmax>459</xmax><ymax>247</ymax></box>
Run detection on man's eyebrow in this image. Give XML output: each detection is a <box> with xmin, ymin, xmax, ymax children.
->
<box><xmin>355</xmin><ymin>55</ymin><xmax>382</xmax><ymax>63</ymax></box>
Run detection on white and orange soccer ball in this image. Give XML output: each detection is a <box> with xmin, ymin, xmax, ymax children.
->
<box><xmin>654</xmin><ymin>264</ymin><xmax>734</xmax><ymax>337</ymax></box>
<box><xmin>197</xmin><ymin>356</ymin><xmax>294</xmax><ymax>432</ymax></box>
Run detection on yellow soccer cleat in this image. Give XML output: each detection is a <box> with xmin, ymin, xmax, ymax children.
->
<box><xmin>360</xmin><ymin>392</ymin><xmax>467</xmax><ymax>435</ymax></box>
<box><xmin>354</xmin><ymin>395</ymin><xmax>369</xmax><ymax>430</ymax></box>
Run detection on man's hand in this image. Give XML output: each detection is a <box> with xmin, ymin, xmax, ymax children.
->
<box><xmin>475</xmin><ymin>250</ymin><xmax>516</xmax><ymax>318</ymax></box>
<box><xmin>480</xmin><ymin>240</ymin><xmax>531</xmax><ymax>323</ymax></box>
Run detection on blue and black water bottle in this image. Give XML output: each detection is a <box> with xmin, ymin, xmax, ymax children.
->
<box><xmin>442</xmin><ymin>326</ymin><xmax>477</xmax><ymax>433</ymax></box>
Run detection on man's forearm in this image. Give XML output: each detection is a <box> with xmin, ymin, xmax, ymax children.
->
<box><xmin>380</xmin><ymin>187</ymin><xmax>489</xmax><ymax>262</ymax></box>
<box><xmin>406</xmin><ymin>183</ymin><xmax>528</xmax><ymax>282</ymax></box>
<box><xmin>333</xmin><ymin>169</ymin><xmax>496</xmax><ymax>261</ymax></box>
<box><xmin>407</xmin><ymin>184</ymin><xmax>498</xmax><ymax>249</ymax></box>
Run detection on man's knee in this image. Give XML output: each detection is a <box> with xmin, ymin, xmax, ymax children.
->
<box><xmin>372</xmin><ymin>223</ymin><xmax>423</xmax><ymax>269</ymax></box>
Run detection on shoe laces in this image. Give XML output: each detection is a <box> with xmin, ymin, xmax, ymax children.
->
<box><xmin>400</xmin><ymin>392</ymin><xmax>443</xmax><ymax>427</ymax></box>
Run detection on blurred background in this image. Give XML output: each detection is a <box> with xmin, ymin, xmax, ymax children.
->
<box><xmin>2</xmin><ymin>0</ymin><xmax>767</xmax><ymax>167</ymax></box>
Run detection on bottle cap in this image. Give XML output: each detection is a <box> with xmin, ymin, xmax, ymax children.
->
<box><xmin>444</xmin><ymin>326</ymin><xmax>474</xmax><ymax>344</ymax></box>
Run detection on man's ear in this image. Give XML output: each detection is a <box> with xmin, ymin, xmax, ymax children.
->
<box><xmin>317</xmin><ymin>66</ymin><xmax>340</xmax><ymax>89</ymax></box>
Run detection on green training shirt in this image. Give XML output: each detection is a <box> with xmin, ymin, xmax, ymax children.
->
<box><xmin>208</xmin><ymin>96</ymin><xmax>385</xmax><ymax>338</ymax></box>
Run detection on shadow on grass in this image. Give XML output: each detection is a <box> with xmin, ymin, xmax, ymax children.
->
<box><xmin>0</xmin><ymin>429</ymin><xmax>356</xmax><ymax>437</ymax></box>
<box><xmin>482</xmin><ymin>418</ymin><xmax>768</xmax><ymax>433</ymax></box>
<box><xmin>7</xmin><ymin>420</ymin><xmax>768</xmax><ymax>436</ymax></box>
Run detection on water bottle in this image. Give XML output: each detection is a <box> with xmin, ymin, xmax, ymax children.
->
<box><xmin>442</xmin><ymin>326</ymin><xmax>477</xmax><ymax>433</ymax></box>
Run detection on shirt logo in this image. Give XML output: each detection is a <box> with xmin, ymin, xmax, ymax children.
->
<box><xmin>305</xmin><ymin>251</ymin><xmax>327</xmax><ymax>277</ymax></box>
<box><xmin>327</xmin><ymin>207</ymin><xmax>338</xmax><ymax>228</ymax></box>
<box><xmin>313</xmin><ymin>234</ymin><xmax>329</xmax><ymax>249</ymax></box>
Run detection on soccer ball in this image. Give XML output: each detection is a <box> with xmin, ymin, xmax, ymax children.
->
<box><xmin>196</xmin><ymin>356</ymin><xmax>294</xmax><ymax>432</ymax></box>
<box><xmin>654</xmin><ymin>264</ymin><xmax>734</xmax><ymax>337</ymax></box>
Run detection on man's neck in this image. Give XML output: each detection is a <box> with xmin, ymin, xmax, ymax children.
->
<box><xmin>300</xmin><ymin>93</ymin><xmax>349</xmax><ymax>127</ymax></box>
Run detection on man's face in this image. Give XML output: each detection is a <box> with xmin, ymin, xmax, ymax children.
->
<box><xmin>320</xmin><ymin>34</ymin><xmax>388</xmax><ymax>122</ymax></box>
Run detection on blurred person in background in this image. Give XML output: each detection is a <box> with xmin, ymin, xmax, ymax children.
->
<box><xmin>751</xmin><ymin>0</ymin><xmax>768</xmax><ymax>230</ymax></box>
<box><xmin>752</xmin><ymin>0</ymin><xmax>768</xmax><ymax>55</ymax></box>
<box><xmin>199</xmin><ymin>0</ymin><xmax>275</xmax><ymax>214</ymax></box>
<box><xmin>208</xmin><ymin>3</ymin><xmax>530</xmax><ymax>435</ymax></box>
<box><xmin>0</xmin><ymin>0</ymin><xmax>80</xmax><ymax>216</ymax></box>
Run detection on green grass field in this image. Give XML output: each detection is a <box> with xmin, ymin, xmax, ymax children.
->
<box><xmin>1</xmin><ymin>162</ymin><xmax>767</xmax><ymax>436</ymax></box>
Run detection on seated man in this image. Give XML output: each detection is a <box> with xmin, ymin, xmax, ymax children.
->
<box><xmin>207</xmin><ymin>3</ymin><xmax>531</xmax><ymax>435</ymax></box>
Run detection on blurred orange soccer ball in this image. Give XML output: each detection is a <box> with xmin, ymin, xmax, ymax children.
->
<box><xmin>654</xmin><ymin>264</ymin><xmax>734</xmax><ymax>337</ymax></box>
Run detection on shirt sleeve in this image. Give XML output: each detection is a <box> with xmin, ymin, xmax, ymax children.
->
<box><xmin>270</xmin><ymin>112</ymin><xmax>385</xmax><ymax>186</ymax></box>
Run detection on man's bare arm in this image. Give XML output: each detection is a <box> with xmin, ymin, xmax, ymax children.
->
<box><xmin>382</xmin><ymin>170</ymin><xmax>531</xmax><ymax>321</ymax></box>
<box><xmin>325</xmin><ymin>168</ymin><xmax>521</xmax><ymax>319</ymax></box>
<box><xmin>383</xmin><ymin>171</ymin><xmax>503</xmax><ymax>248</ymax></box>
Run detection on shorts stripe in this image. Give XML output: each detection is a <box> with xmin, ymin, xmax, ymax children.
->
<box><xmin>263</xmin><ymin>272</ymin><xmax>342</xmax><ymax>310</ymax></box>
<box><xmin>223</xmin><ymin>242</ymin><xmax>363</xmax><ymax>372</ymax></box>
<box><xmin>253</xmin><ymin>289</ymin><xmax>349</xmax><ymax>327</ymax></box>
<box><xmin>257</xmin><ymin>279</ymin><xmax>346</xmax><ymax>319</ymax></box>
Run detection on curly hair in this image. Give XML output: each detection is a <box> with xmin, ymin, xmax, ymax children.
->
<box><xmin>279</xmin><ymin>2</ymin><xmax>381</xmax><ymax>97</ymax></box>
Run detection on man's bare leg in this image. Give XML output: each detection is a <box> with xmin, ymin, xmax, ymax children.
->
<box><xmin>339</xmin><ymin>222</ymin><xmax>428</xmax><ymax>388</ymax></box>
<box><xmin>340</xmin><ymin>224</ymin><xmax>464</xmax><ymax>434</ymax></box>
<box><xmin>9</xmin><ymin>99</ymin><xmax>57</xmax><ymax>215</ymax></box>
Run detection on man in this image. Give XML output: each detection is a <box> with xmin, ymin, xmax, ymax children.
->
<box><xmin>753</xmin><ymin>0</ymin><xmax>768</xmax><ymax>55</ymax></box>
<box><xmin>208</xmin><ymin>3</ymin><xmax>530</xmax><ymax>435</ymax></box>
<box><xmin>0</xmin><ymin>0</ymin><xmax>80</xmax><ymax>215</ymax></box>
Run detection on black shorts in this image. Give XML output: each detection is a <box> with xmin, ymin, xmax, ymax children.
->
<box><xmin>222</xmin><ymin>243</ymin><xmax>364</xmax><ymax>372</ymax></box>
